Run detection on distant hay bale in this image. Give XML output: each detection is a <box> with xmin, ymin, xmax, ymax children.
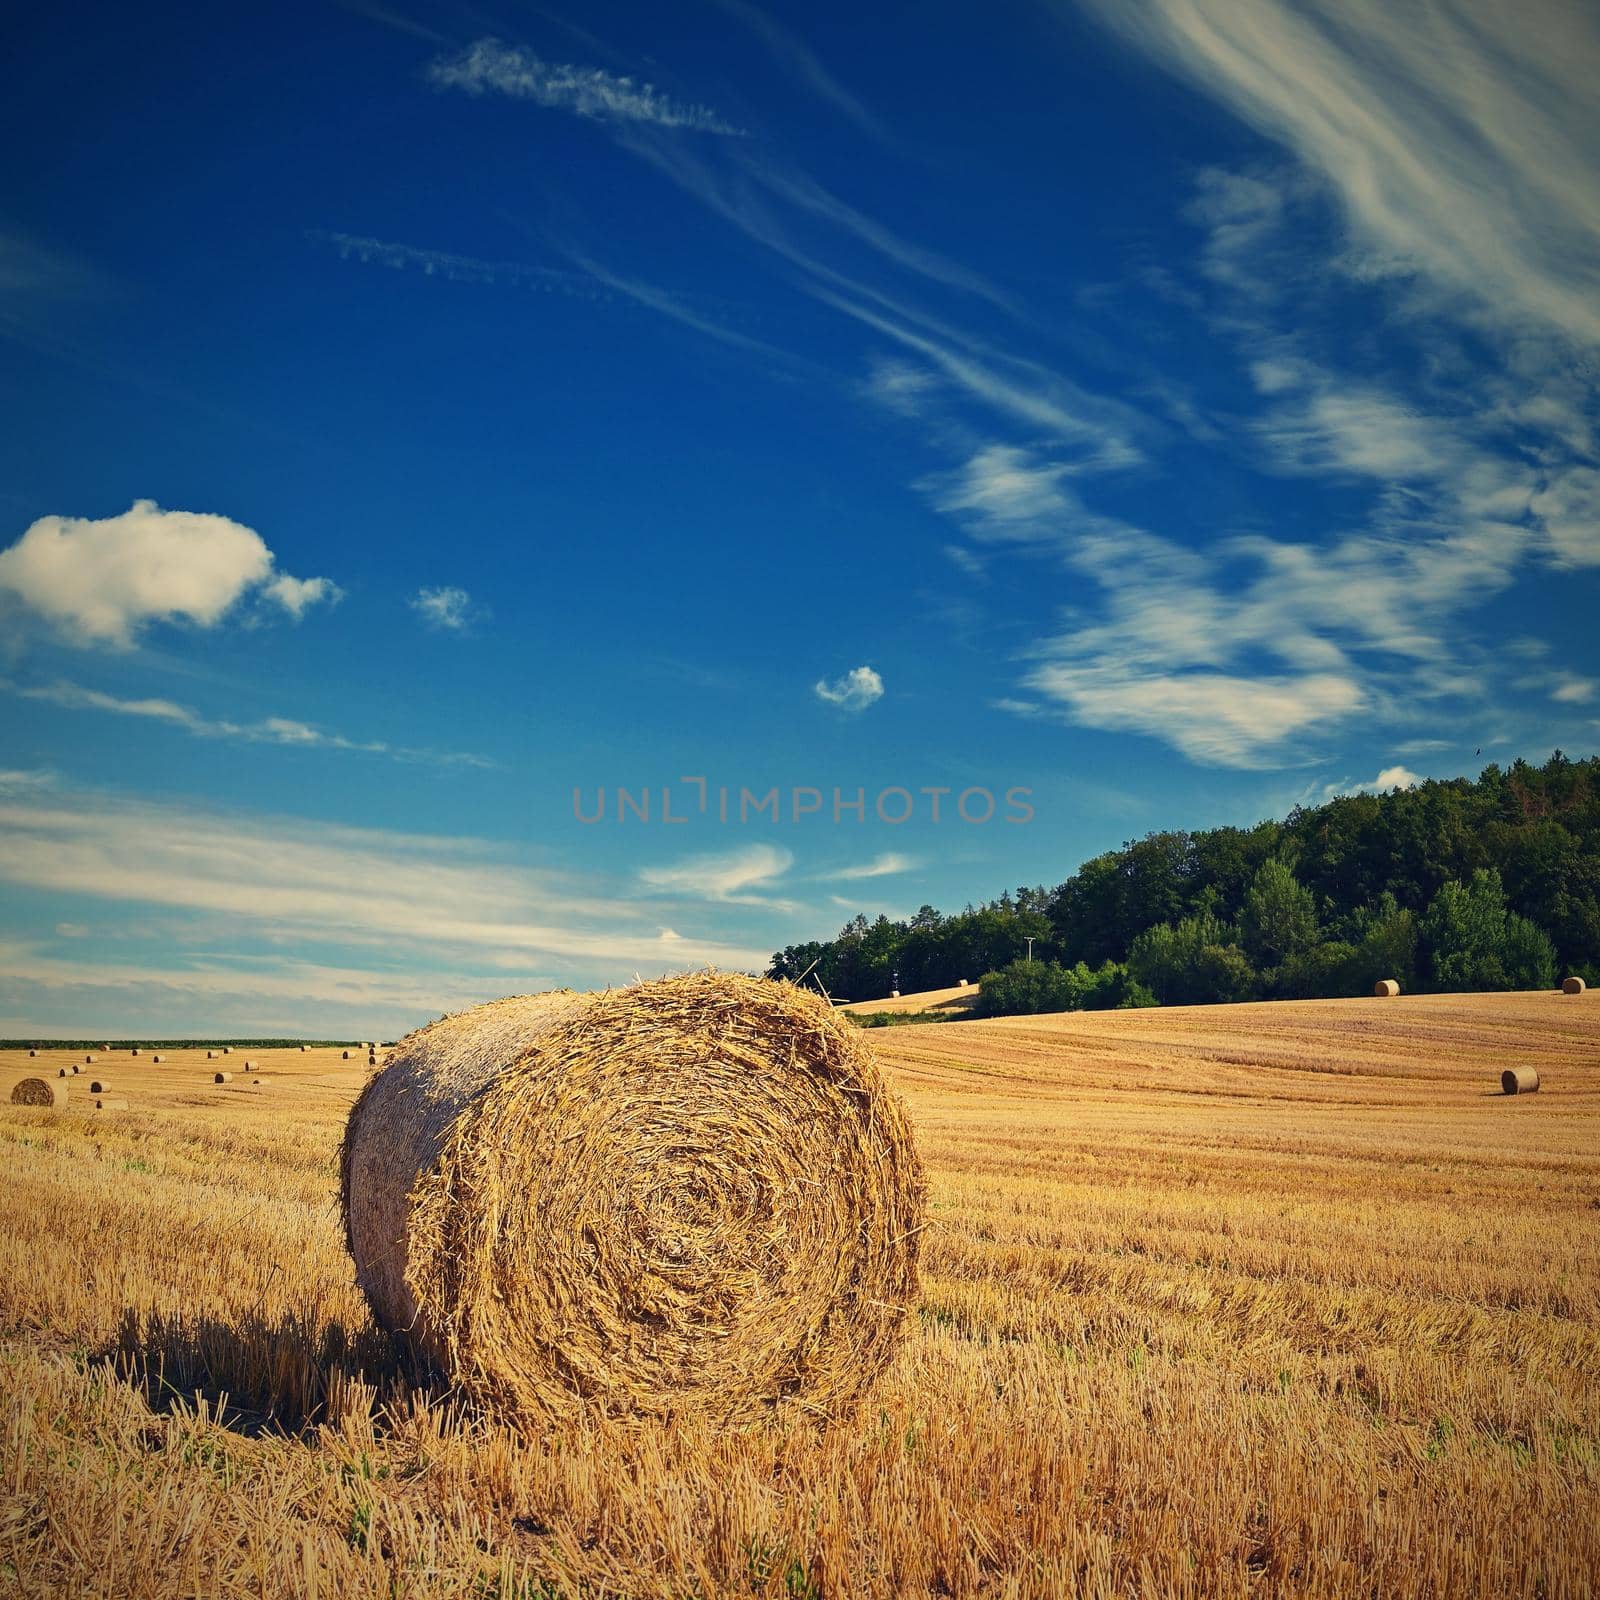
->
<box><xmin>1373</xmin><ymin>979</ymin><xmax>1401</xmax><ymax>997</ymax></box>
<box><xmin>342</xmin><ymin>1050</ymin><xmax>351</xmax><ymax>1060</ymax></box>
<box><xmin>130</xmin><ymin>1048</ymin><xmax>140</xmax><ymax>1056</ymax></box>
<box><xmin>100</xmin><ymin>1044</ymin><xmax>111</xmax><ymax>1053</ymax></box>
<box><xmin>84</xmin><ymin>1054</ymin><xmax>96</xmax><ymax>1064</ymax></box>
<box><xmin>341</xmin><ymin>973</ymin><xmax>925</xmax><ymax>1427</ymax></box>
<box><xmin>1502</xmin><ymin>1066</ymin><xmax>1540</xmax><ymax>1095</ymax></box>
<box><xmin>152</xmin><ymin>1054</ymin><xmax>165</xmax><ymax>1063</ymax></box>
<box><xmin>301</xmin><ymin>1044</ymin><xmax>310</xmax><ymax>1052</ymax></box>
<box><xmin>58</xmin><ymin>1068</ymin><xmax>68</xmax><ymax>1078</ymax></box>
<box><xmin>243</xmin><ymin>1060</ymin><xmax>256</xmax><ymax>1071</ymax></box>
<box><xmin>28</xmin><ymin>1048</ymin><xmax>36</xmax><ymax>1057</ymax></box>
<box><xmin>1562</xmin><ymin>976</ymin><xmax>1586</xmax><ymax>995</ymax></box>
<box><xmin>93</xmin><ymin>1096</ymin><xmax>129</xmax><ymax>1111</ymax></box>
<box><xmin>207</xmin><ymin>1050</ymin><xmax>217</xmax><ymax>1059</ymax></box>
<box><xmin>222</xmin><ymin>1046</ymin><xmax>233</xmax><ymax>1055</ymax></box>
<box><xmin>88</xmin><ymin>1079</ymin><xmax>112</xmax><ymax>1094</ymax></box>
<box><xmin>70</xmin><ymin>1064</ymin><xmax>83</xmax><ymax>1074</ymax></box>
<box><xmin>12</xmin><ymin>1078</ymin><xmax>67</xmax><ymax>1108</ymax></box>
<box><xmin>213</xmin><ymin>1071</ymin><xmax>232</xmax><ymax>1084</ymax></box>
<box><xmin>251</xmin><ymin>1077</ymin><xmax>271</xmax><ymax>1087</ymax></box>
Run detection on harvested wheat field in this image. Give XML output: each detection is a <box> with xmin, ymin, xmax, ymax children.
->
<box><xmin>1</xmin><ymin>991</ymin><xmax>1597</xmax><ymax>1598</ymax></box>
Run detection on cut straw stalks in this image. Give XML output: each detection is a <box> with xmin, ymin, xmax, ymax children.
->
<box><xmin>341</xmin><ymin>972</ymin><xmax>925</xmax><ymax>1428</ymax></box>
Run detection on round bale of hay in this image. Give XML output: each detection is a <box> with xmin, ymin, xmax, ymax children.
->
<box><xmin>301</xmin><ymin>1044</ymin><xmax>310</xmax><ymax>1052</ymax></box>
<box><xmin>130</xmin><ymin>1048</ymin><xmax>140</xmax><ymax>1056</ymax></box>
<box><xmin>1562</xmin><ymin>975</ymin><xmax>1586</xmax><ymax>995</ymax></box>
<box><xmin>70</xmin><ymin>1064</ymin><xmax>83</xmax><ymax>1074</ymax></box>
<box><xmin>152</xmin><ymin>1054</ymin><xmax>164</xmax><ymax>1063</ymax></box>
<box><xmin>28</xmin><ymin>1048</ymin><xmax>37</xmax><ymax>1057</ymax></box>
<box><xmin>213</xmin><ymin>1071</ymin><xmax>232</xmax><ymax>1084</ymax></box>
<box><xmin>222</xmin><ymin>1046</ymin><xmax>233</xmax><ymax>1055</ymax></box>
<box><xmin>1373</xmin><ymin>978</ymin><xmax>1401</xmax><ymax>997</ymax></box>
<box><xmin>251</xmin><ymin>1077</ymin><xmax>271</xmax><ymax>1087</ymax></box>
<box><xmin>243</xmin><ymin>1060</ymin><xmax>255</xmax><ymax>1072</ymax></box>
<box><xmin>57</xmin><ymin>1067</ymin><xmax>68</xmax><ymax>1078</ymax></box>
<box><xmin>12</xmin><ymin>1077</ymin><xmax>67</xmax><ymax>1107</ymax></box>
<box><xmin>342</xmin><ymin>1049</ymin><xmax>351</xmax><ymax>1060</ymax></box>
<box><xmin>88</xmin><ymin>1079</ymin><xmax>112</xmax><ymax>1094</ymax></box>
<box><xmin>1502</xmin><ymin>1066</ymin><xmax>1540</xmax><ymax>1095</ymax></box>
<box><xmin>84</xmin><ymin>1054</ymin><xmax>96</xmax><ymax>1064</ymax></box>
<box><xmin>341</xmin><ymin>972</ymin><xmax>924</xmax><ymax>1427</ymax></box>
<box><xmin>93</xmin><ymin>1096</ymin><xmax>129</xmax><ymax>1111</ymax></box>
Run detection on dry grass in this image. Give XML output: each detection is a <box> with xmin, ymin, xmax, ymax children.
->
<box><xmin>1</xmin><ymin>993</ymin><xmax>1597</xmax><ymax>1597</ymax></box>
<box><xmin>842</xmin><ymin>982</ymin><xmax>979</xmax><ymax>1018</ymax></box>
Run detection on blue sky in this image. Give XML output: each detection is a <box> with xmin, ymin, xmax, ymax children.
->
<box><xmin>2</xmin><ymin>0</ymin><xmax>1597</xmax><ymax>1035</ymax></box>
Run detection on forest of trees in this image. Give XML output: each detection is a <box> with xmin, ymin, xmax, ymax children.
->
<box><xmin>766</xmin><ymin>753</ymin><xmax>1598</xmax><ymax>1015</ymax></box>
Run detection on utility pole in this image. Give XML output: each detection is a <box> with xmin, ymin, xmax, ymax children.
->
<box><xmin>1026</xmin><ymin>937</ymin><xmax>1035</xmax><ymax>963</ymax></box>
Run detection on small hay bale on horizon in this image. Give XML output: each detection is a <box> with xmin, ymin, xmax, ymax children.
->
<box><xmin>222</xmin><ymin>1046</ymin><xmax>233</xmax><ymax>1055</ymax></box>
<box><xmin>1502</xmin><ymin>1066</ymin><xmax>1540</xmax><ymax>1095</ymax></box>
<box><xmin>28</xmin><ymin>1048</ymin><xmax>36</xmax><ymax>1057</ymax></box>
<box><xmin>12</xmin><ymin>1078</ymin><xmax>67</xmax><ymax>1108</ymax></box>
<box><xmin>341</xmin><ymin>972</ymin><xmax>925</xmax><ymax>1428</ymax></box>
<box><xmin>1562</xmin><ymin>976</ymin><xmax>1586</xmax><ymax>995</ymax></box>
<box><xmin>1373</xmin><ymin>979</ymin><xmax>1401</xmax><ymax>997</ymax></box>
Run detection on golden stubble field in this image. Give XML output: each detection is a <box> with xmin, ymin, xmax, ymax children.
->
<box><xmin>2</xmin><ymin>991</ymin><xmax>1597</xmax><ymax>1599</ymax></box>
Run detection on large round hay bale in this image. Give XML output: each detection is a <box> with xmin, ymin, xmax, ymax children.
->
<box><xmin>207</xmin><ymin>1049</ymin><xmax>217</xmax><ymax>1059</ymax></box>
<box><xmin>28</xmin><ymin>1048</ymin><xmax>37</xmax><ymax>1057</ymax></box>
<box><xmin>152</xmin><ymin>1054</ymin><xmax>165</xmax><ymax>1063</ymax></box>
<box><xmin>300</xmin><ymin>1044</ymin><xmax>310</xmax><ymax>1052</ymax></box>
<box><xmin>12</xmin><ymin>1077</ymin><xmax>67</xmax><ymax>1107</ymax></box>
<box><xmin>341</xmin><ymin>973</ymin><xmax>924</xmax><ymax>1426</ymax></box>
<box><xmin>84</xmin><ymin>1054</ymin><xmax>96</xmax><ymax>1064</ymax></box>
<box><xmin>1502</xmin><ymin>1066</ymin><xmax>1540</xmax><ymax>1095</ymax></box>
<box><xmin>130</xmin><ymin>1048</ymin><xmax>140</xmax><ymax>1056</ymax></box>
<box><xmin>342</xmin><ymin>1049</ymin><xmax>352</xmax><ymax>1060</ymax></box>
<box><xmin>1373</xmin><ymin>979</ymin><xmax>1400</xmax><ymax>997</ymax></box>
<box><xmin>213</xmin><ymin>1071</ymin><xmax>232</xmax><ymax>1084</ymax></box>
<box><xmin>1562</xmin><ymin>975</ymin><xmax>1586</xmax><ymax>995</ymax></box>
<box><xmin>222</xmin><ymin>1046</ymin><xmax>233</xmax><ymax>1055</ymax></box>
<box><xmin>88</xmin><ymin>1079</ymin><xmax>112</xmax><ymax>1094</ymax></box>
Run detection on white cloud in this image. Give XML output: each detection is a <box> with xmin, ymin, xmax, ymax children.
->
<box><xmin>1076</xmin><ymin>0</ymin><xmax>1600</xmax><ymax>345</ymax></box>
<box><xmin>814</xmin><ymin>664</ymin><xmax>884</xmax><ymax>710</ymax></box>
<box><xmin>0</xmin><ymin>787</ymin><xmax>773</xmax><ymax>980</ymax></box>
<box><xmin>1025</xmin><ymin>661</ymin><xmax>1363</xmax><ymax>767</ymax></box>
<box><xmin>638</xmin><ymin>844</ymin><xmax>794</xmax><ymax>907</ymax></box>
<box><xmin>0</xmin><ymin>499</ymin><xmax>338</xmax><ymax>647</ymax></box>
<box><xmin>829</xmin><ymin>853</ymin><xmax>917</xmax><ymax>881</ymax></box>
<box><xmin>429</xmin><ymin>39</ymin><xmax>744</xmax><ymax>135</ymax></box>
<box><xmin>6</xmin><ymin>678</ymin><xmax>486</xmax><ymax>766</ymax></box>
<box><xmin>410</xmin><ymin>585</ymin><xmax>474</xmax><ymax>630</ymax></box>
<box><xmin>1312</xmin><ymin>764</ymin><xmax>1422</xmax><ymax>802</ymax></box>
<box><xmin>1553</xmin><ymin>676</ymin><xmax>1595</xmax><ymax>704</ymax></box>
<box><xmin>260</xmin><ymin>573</ymin><xmax>342</xmax><ymax>618</ymax></box>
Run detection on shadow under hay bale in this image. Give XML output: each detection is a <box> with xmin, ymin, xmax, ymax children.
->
<box><xmin>342</xmin><ymin>972</ymin><xmax>925</xmax><ymax>1428</ymax></box>
<box><xmin>1502</xmin><ymin>1066</ymin><xmax>1540</xmax><ymax>1095</ymax></box>
<box><xmin>12</xmin><ymin>1078</ymin><xmax>67</xmax><ymax>1107</ymax></box>
<box><xmin>103</xmin><ymin>1308</ymin><xmax>440</xmax><ymax>1437</ymax></box>
<box><xmin>1562</xmin><ymin>976</ymin><xmax>1586</xmax><ymax>995</ymax></box>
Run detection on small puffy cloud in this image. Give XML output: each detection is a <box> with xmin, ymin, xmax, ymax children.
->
<box><xmin>1372</xmin><ymin>765</ymin><xmax>1421</xmax><ymax>791</ymax></box>
<box><xmin>0</xmin><ymin>499</ymin><xmax>338</xmax><ymax>647</ymax></box>
<box><xmin>814</xmin><ymin>664</ymin><xmax>884</xmax><ymax>711</ymax></box>
<box><xmin>1552</xmin><ymin>676</ymin><xmax>1595</xmax><ymax>704</ymax></box>
<box><xmin>410</xmin><ymin>585</ymin><xmax>474</xmax><ymax>630</ymax></box>
<box><xmin>261</xmin><ymin>573</ymin><xmax>342</xmax><ymax>618</ymax></box>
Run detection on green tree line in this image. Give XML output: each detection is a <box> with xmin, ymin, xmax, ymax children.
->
<box><xmin>766</xmin><ymin>753</ymin><xmax>1594</xmax><ymax>1013</ymax></box>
